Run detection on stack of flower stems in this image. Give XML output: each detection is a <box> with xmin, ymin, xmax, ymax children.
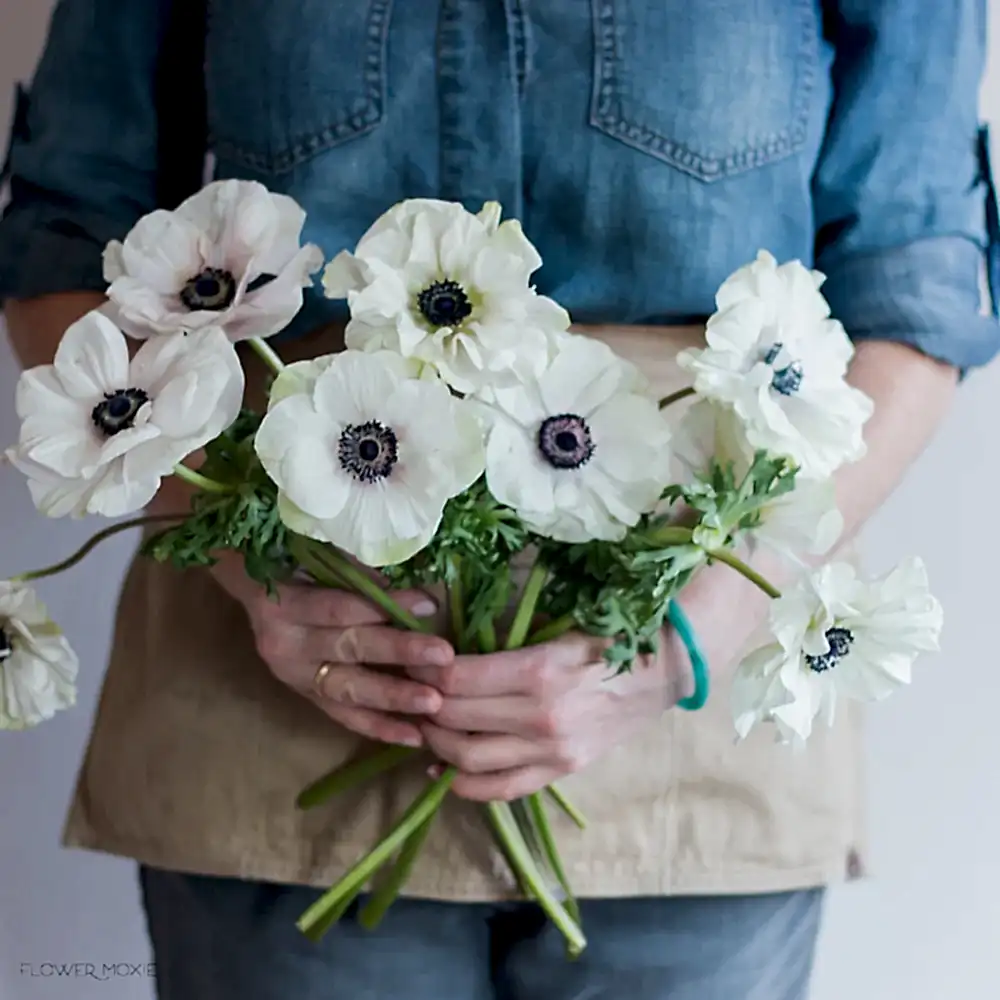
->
<box><xmin>289</xmin><ymin>536</ymin><xmax>587</xmax><ymax>956</ymax></box>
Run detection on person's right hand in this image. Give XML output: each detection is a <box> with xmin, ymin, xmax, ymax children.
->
<box><xmin>210</xmin><ymin>550</ymin><xmax>454</xmax><ymax>746</ymax></box>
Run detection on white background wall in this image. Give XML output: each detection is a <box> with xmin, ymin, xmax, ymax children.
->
<box><xmin>1</xmin><ymin>3</ymin><xmax>999</xmax><ymax>998</ymax></box>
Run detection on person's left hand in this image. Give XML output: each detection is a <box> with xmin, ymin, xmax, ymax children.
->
<box><xmin>405</xmin><ymin>630</ymin><xmax>692</xmax><ymax>801</ymax></box>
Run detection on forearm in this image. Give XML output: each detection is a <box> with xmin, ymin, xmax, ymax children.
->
<box><xmin>680</xmin><ymin>339</ymin><xmax>958</xmax><ymax>670</ymax></box>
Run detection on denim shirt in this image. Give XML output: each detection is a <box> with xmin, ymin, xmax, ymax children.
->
<box><xmin>2</xmin><ymin>0</ymin><xmax>999</xmax><ymax>370</ymax></box>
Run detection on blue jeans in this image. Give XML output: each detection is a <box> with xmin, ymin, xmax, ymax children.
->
<box><xmin>139</xmin><ymin>865</ymin><xmax>823</xmax><ymax>1000</ymax></box>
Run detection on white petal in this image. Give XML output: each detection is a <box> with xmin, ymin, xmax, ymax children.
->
<box><xmin>323</xmin><ymin>250</ymin><xmax>371</xmax><ymax>298</ymax></box>
<box><xmin>312</xmin><ymin>350</ymin><xmax>405</xmax><ymax>426</ymax></box>
<box><xmin>255</xmin><ymin>396</ymin><xmax>349</xmax><ymax>520</ymax></box>
<box><xmin>52</xmin><ymin>311</ymin><xmax>130</xmax><ymax>400</ymax></box>
<box><xmin>117</xmin><ymin>210</ymin><xmax>203</xmax><ymax>294</ymax></box>
<box><xmin>752</xmin><ymin>478</ymin><xmax>844</xmax><ymax>560</ymax></box>
<box><xmin>0</xmin><ymin>631</ymin><xmax>78</xmax><ymax>730</ymax></box>
<box><xmin>310</xmin><ymin>480</ymin><xmax>442</xmax><ymax>568</ymax></box>
<box><xmin>268</xmin><ymin>355</ymin><xmax>338</xmax><ymax>406</ymax></box>
<box><xmin>134</xmin><ymin>328</ymin><xmax>244</xmax><ymax>443</ymax></box>
<box><xmin>4</xmin><ymin>448</ymin><xmax>95</xmax><ymax>519</ymax></box>
<box><xmin>222</xmin><ymin>243</ymin><xmax>323</xmax><ymax>342</ymax></box>
<box><xmin>539</xmin><ymin>335</ymin><xmax>635</xmax><ymax>416</ymax></box>
<box><xmin>483</xmin><ymin>416</ymin><xmax>556</xmax><ymax>513</ymax></box>
<box><xmin>84</xmin><ymin>464</ymin><xmax>162</xmax><ymax>517</ymax></box>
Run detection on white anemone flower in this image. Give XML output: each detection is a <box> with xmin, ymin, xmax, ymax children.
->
<box><xmin>678</xmin><ymin>251</ymin><xmax>873</xmax><ymax>480</ymax></box>
<box><xmin>673</xmin><ymin>399</ymin><xmax>843</xmax><ymax>560</ymax></box>
<box><xmin>474</xmin><ymin>334</ymin><xmax>672</xmax><ymax>543</ymax></box>
<box><xmin>732</xmin><ymin>557</ymin><xmax>943</xmax><ymax>743</ymax></box>
<box><xmin>255</xmin><ymin>350</ymin><xmax>485</xmax><ymax>567</ymax></box>
<box><xmin>5</xmin><ymin>311</ymin><xmax>244</xmax><ymax>518</ymax></box>
<box><xmin>0</xmin><ymin>581</ymin><xmax>78</xmax><ymax>729</ymax></box>
<box><xmin>323</xmin><ymin>198</ymin><xmax>569</xmax><ymax>393</ymax></box>
<box><xmin>103</xmin><ymin>179</ymin><xmax>323</xmax><ymax>342</ymax></box>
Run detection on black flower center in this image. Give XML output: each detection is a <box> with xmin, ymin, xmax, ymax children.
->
<box><xmin>180</xmin><ymin>267</ymin><xmax>237</xmax><ymax>311</ymax></box>
<box><xmin>417</xmin><ymin>279</ymin><xmax>473</xmax><ymax>328</ymax></box>
<box><xmin>537</xmin><ymin>414</ymin><xmax>596</xmax><ymax>470</ymax></box>
<box><xmin>0</xmin><ymin>624</ymin><xmax>12</xmax><ymax>662</ymax></box>
<box><xmin>338</xmin><ymin>420</ymin><xmax>399</xmax><ymax>483</ymax></box>
<box><xmin>91</xmin><ymin>388</ymin><xmax>150</xmax><ymax>437</ymax></box>
<box><xmin>763</xmin><ymin>342</ymin><xmax>804</xmax><ymax>396</ymax></box>
<box><xmin>805</xmin><ymin>626</ymin><xmax>855</xmax><ymax>673</ymax></box>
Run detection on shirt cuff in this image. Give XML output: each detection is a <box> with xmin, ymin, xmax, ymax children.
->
<box><xmin>0</xmin><ymin>199</ymin><xmax>130</xmax><ymax>304</ymax></box>
<box><xmin>818</xmin><ymin>235</ymin><xmax>1000</xmax><ymax>372</ymax></box>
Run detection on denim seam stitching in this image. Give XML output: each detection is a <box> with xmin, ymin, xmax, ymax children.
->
<box><xmin>206</xmin><ymin>0</ymin><xmax>391</xmax><ymax>175</ymax></box>
<box><xmin>588</xmin><ymin>0</ymin><xmax>816</xmax><ymax>182</ymax></box>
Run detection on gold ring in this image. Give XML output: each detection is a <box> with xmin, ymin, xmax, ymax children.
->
<box><xmin>313</xmin><ymin>661</ymin><xmax>334</xmax><ymax>696</ymax></box>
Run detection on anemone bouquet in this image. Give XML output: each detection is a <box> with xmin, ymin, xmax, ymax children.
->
<box><xmin>2</xmin><ymin>182</ymin><xmax>942</xmax><ymax>955</ymax></box>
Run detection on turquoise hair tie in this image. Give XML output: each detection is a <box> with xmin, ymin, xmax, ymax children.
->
<box><xmin>667</xmin><ymin>600</ymin><xmax>710</xmax><ymax>711</ymax></box>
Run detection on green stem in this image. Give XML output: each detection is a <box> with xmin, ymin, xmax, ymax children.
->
<box><xmin>527</xmin><ymin>793</ymin><xmax>582</xmax><ymax>926</ymax></box>
<box><xmin>476</xmin><ymin>620</ymin><xmax>498</xmax><ymax>653</ymax></box>
<box><xmin>291</xmin><ymin>537</ymin><xmax>351</xmax><ymax>591</ymax></box>
<box><xmin>359</xmin><ymin>812</ymin><xmax>438</xmax><ymax>930</ymax></box>
<box><xmin>448</xmin><ymin>557</ymin><xmax>470</xmax><ymax>652</ymax></box>
<box><xmin>11</xmin><ymin>513</ymin><xmax>187</xmax><ymax>584</ymax></box>
<box><xmin>486</xmin><ymin>802</ymin><xmax>586</xmax><ymax>956</ymax></box>
<box><xmin>288</xmin><ymin>535</ymin><xmax>433</xmax><ymax>634</ymax></box>
<box><xmin>705</xmin><ymin>547</ymin><xmax>782</xmax><ymax>599</ymax></box>
<box><xmin>297</xmin><ymin>745</ymin><xmax>419</xmax><ymax>810</ymax></box>
<box><xmin>645</xmin><ymin>525</ymin><xmax>696</xmax><ymax>547</ymax></box>
<box><xmin>657</xmin><ymin>385</ymin><xmax>696</xmax><ymax>409</ymax></box>
<box><xmin>172</xmin><ymin>463</ymin><xmax>233</xmax><ymax>493</ymax></box>
<box><xmin>505</xmin><ymin>561</ymin><xmax>548</xmax><ymax>650</ymax></box>
<box><xmin>248</xmin><ymin>336</ymin><xmax>286</xmax><ymax>374</ymax></box>
<box><xmin>296</xmin><ymin>769</ymin><xmax>457</xmax><ymax>939</ymax></box>
<box><xmin>526</xmin><ymin>614</ymin><xmax>576</xmax><ymax>646</ymax></box>
<box><xmin>545</xmin><ymin>784</ymin><xmax>587</xmax><ymax>831</ymax></box>
<box><xmin>300</xmin><ymin>885</ymin><xmax>363</xmax><ymax>943</ymax></box>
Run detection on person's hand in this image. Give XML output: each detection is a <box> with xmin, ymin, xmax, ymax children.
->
<box><xmin>210</xmin><ymin>551</ymin><xmax>455</xmax><ymax>746</ymax></box>
<box><xmin>406</xmin><ymin>629</ymin><xmax>693</xmax><ymax>800</ymax></box>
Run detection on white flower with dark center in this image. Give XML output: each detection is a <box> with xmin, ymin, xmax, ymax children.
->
<box><xmin>5</xmin><ymin>311</ymin><xmax>244</xmax><ymax>517</ymax></box>
<box><xmin>323</xmin><ymin>198</ymin><xmax>569</xmax><ymax>393</ymax></box>
<box><xmin>0</xmin><ymin>581</ymin><xmax>78</xmax><ymax>729</ymax></box>
<box><xmin>255</xmin><ymin>350</ymin><xmax>485</xmax><ymax>567</ymax></box>
<box><xmin>673</xmin><ymin>399</ymin><xmax>843</xmax><ymax>560</ymax></box>
<box><xmin>732</xmin><ymin>557</ymin><xmax>942</xmax><ymax>742</ymax></box>
<box><xmin>474</xmin><ymin>334</ymin><xmax>672</xmax><ymax>543</ymax></box>
<box><xmin>102</xmin><ymin>179</ymin><xmax>323</xmax><ymax>342</ymax></box>
<box><xmin>678</xmin><ymin>251</ymin><xmax>874</xmax><ymax>480</ymax></box>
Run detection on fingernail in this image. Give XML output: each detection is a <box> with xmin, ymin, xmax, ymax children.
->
<box><xmin>427</xmin><ymin>764</ymin><xmax>444</xmax><ymax>779</ymax></box>
<box><xmin>422</xmin><ymin>646</ymin><xmax>451</xmax><ymax>667</ymax></box>
<box><xmin>411</xmin><ymin>599</ymin><xmax>437</xmax><ymax>617</ymax></box>
<box><xmin>413</xmin><ymin>695</ymin><xmax>438</xmax><ymax>713</ymax></box>
<box><xmin>397</xmin><ymin>735</ymin><xmax>423</xmax><ymax>748</ymax></box>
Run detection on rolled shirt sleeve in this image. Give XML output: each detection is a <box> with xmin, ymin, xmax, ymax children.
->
<box><xmin>813</xmin><ymin>0</ymin><xmax>1000</xmax><ymax>372</ymax></box>
<box><xmin>0</xmin><ymin>0</ymin><xmax>205</xmax><ymax>304</ymax></box>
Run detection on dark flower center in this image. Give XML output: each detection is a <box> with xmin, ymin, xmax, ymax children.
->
<box><xmin>763</xmin><ymin>342</ymin><xmax>804</xmax><ymax>396</ymax></box>
<box><xmin>537</xmin><ymin>414</ymin><xmax>596</xmax><ymax>470</ymax></box>
<box><xmin>91</xmin><ymin>388</ymin><xmax>150</xmax><ymax>437</ymax></box>
<box><xmin>805</xmin><ymin>626</ymin><xmax>855</xmax><ymax>673</ymax></box>
<box><xmin>417</xmin><ymin>279</ymin><xmax>473</xmax><ymax>328</ymax></box>
<box><xmin>338</xmin><ymin>420</ymin><xmax>399</xmax><ymax>483</ymax></box>
<box><xmin>180</xmin><ymin>267</ymin><xmax>237</xmax><ymax>311</ymax></box>
<box><xmin>0</xmin><ymin>624</ymin><xmax>12</xmax><ymax>662</ymax></box>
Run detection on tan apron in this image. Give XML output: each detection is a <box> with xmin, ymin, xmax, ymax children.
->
<box><xmin>62</xmin><ymin>324</ymin><xmax>865</xmax><ymax>900</ymax></box>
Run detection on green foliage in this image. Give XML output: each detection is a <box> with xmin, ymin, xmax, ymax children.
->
<box><xmin>537</xmin><ymin>520</ymin><xmax>705</xmax><ymax>673</ymax></box>
<box><xmin>661</xmin><ymin>450</ymin><xmax>797</xmax><ymax>542</ymax></box>
<box><xmin>382</xmin><ymin>478</ymin><xmax>530</xmax><ymax>648</ymax></box>
<box><xmin>536</xmin><ymin>452</ymin><xmax>797</xmax><ymax>672</ymax></box>
<box><xmin>141</xmin><ymin>410</ymin><xmax>295</xmax><ymax>591</ymax></box>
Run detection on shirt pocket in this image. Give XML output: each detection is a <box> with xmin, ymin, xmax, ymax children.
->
<box><xmin>590</xmin><ymin>0</ymin><xmax>819</xmax><ymax>182</ymax></box>
<box><xmin>205</xmin><ymin>0</ymin><xmax>391</xmax><ymax>176</ymax></box>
